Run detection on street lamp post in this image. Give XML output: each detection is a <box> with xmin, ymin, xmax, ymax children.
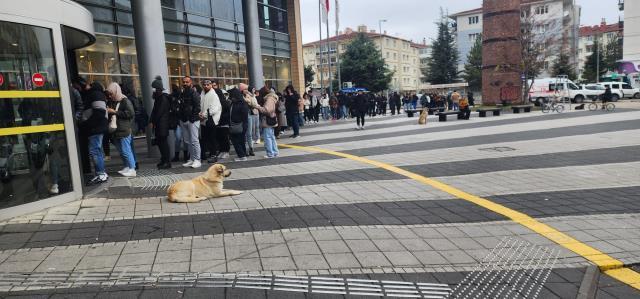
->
<box><xmin>378</xmin><ymin>19</ymin><xmax>387</xmax><ymax>91</ymax></box>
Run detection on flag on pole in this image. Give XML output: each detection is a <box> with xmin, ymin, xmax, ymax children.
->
<box><xmin>320</xmin><ymin>0</ymin><xmax>330</xmax><ymax>24</ymax></box>
<box><xmin>335</xmin><ymin>0</ymin><xmax>339</xmax><ymax>29</ymax></box>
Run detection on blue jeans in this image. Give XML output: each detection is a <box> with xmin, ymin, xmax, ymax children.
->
<box><xmin>88</xmin><ymin>134</ymin><xmax>105</xmax><ymax>175</ymax></box>
<box><xmin>340</xmin><ymin>105</ymin><xmax>348</xmax><ymax>119</ymax></box>
<box><xmin>246</xmin><ymin>114</ymin><xmax>254</xmax><ymax>151</ymax></box>
<box><xmin>174</xmin><ymin>126</ymin><xmax>184</xmax><ymax>151</ymax></box>
<box><xmin>321</xmin><ymin>107</ymin><xmax>330</xmax><ymax>120</ymax></box>
<box><xmin>114</xmin><ymin>135</ymin><xmax>136</xmax><ymax>169</ymax></box>
<box><xmin>262</xmin><ymin>127</ymin><xmax>279</xmax><ymax>157</ymax></box>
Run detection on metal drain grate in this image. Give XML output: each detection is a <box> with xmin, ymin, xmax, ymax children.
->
<box><xmin>0</xmin><ymin>272</ymin><xmax>451</xmax><ymax>298</ymax></box>
<box><xmin>450</xmin><ymin>237</ymin><xmax>559</xmax><ymax>299</ymax></box>
<box><xmin>129</xmin><ymin>169</ymin><xmax>185</xmax><ymax>190</ymax></box>
<box><xmin>478</xmin><ymin>146</ymin><xmax>517</xmax><ymax>153</ymax></box>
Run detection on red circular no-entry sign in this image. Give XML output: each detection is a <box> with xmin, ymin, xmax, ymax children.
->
<box><xmin>32</xmin><ymin>73</ymin><xmax>45</xmax><ymax>87</ymax></box>
<box><xmin>0</xmin><ymin>73</ymin><xmax>4</xmax><ymax>86</ymax></box>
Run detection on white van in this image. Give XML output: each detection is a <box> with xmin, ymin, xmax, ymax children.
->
<box><xmin>528</xmin><ymin>78</ymin><xmax>590</xmax><ymax>105</ymax></box>
<box><xmin>597</xmin><ymin>82</ymin><xmax>640</xmax><ymax>100</ymax></box>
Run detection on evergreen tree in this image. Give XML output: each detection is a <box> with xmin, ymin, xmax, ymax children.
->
<box><xmin>582</xmin><ymin>39</ymin><xmax>604</xmax><ymax>82</ymax></box>
<box><xmin>462</xmin><ymin>36</ymin><xmax>482</xmax><ymax>91</ymax></box>
<box><xmin>339</xmin><ymin>32</ymin><xmax>394</xmax><ymax>92</ymax></box>
<box><xmin>551</xmin><ymin>53</ymin><xmax>576</xmax><ymax>81</ymax></box>
<box><xmin>304</xmin><ymin>65</ymin><xmax>315</xmax><ymax>87</ymax></box>
<box><xmin>426</xmin><ymin>16</ymin><xmax>459</xmax><ymax>84</ymax></box>
<box><xmin>603</xmin><ymin>37</ymin><xmax>622</xmax><ymax>72</ymax></box>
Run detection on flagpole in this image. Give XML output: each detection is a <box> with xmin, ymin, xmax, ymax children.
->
<box><xmin>335</xmin><ymin>0</ymin><xmax>341</xmax><ymax>92</ymax></box>
<box><xmin>326</xmin><ymin>10</ymin><xmax>333</xmax><ymax>95</ymax></box>
<box><xmin>318</xmin><ymin>0</ymin><xmax>324</xmax><ymax>93</ymax></box>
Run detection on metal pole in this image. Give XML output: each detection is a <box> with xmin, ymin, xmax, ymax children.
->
<box><xmin>318</xmin><ymin>0</ymin><xmax>324</xmax><ymax>92</ymax></box>
<box><xmin>131</xmin><ymin>0</ymin><xmax>169</xmax><ymax>157</ymax></box>
<box><xmin>596</xmin><ymin>34</ymin><xmax>600</xmax><ymax>83</ymax></box>
<box><xmin>335</xmin><ymin>0</ymin><xmax>341</xmax><ymax>90</ymax></box>
<box><xmin>327</xmin><ymin>19</ymin><xmax>333</xmax><ymax>94</ymax></box>
<box><xmin>242</xmin><ymin>0</ymin><xmax>265</xmax><ymax>89</ymax></box>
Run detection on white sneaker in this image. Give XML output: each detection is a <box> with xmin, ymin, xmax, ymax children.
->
<box><xmin>183</xmin><ymin>160</ymin><xmax>194</xmax><ymax>167</ymax></box>
<box><xmin>234</xmin><ymin>157</ymin><xmax>248</xmax><ymax>162</ymax></box>
<box><xmin>122</xmin><ymin>169</ymin><xmax>137</xmax><ymax>177</ymax></box>
<box><xmin>191</xmin><ymin>160</ymin><xmax>202</xmax><ymax>168</ymax></box>
<box><xmin>218</xmin><ymin>152</ymin><xmax>229</xmax><ymax>159</ymax></box>
<box><xmin>118</xmin><ymin>167</ymin><xmax>130</xmax><ymax>175</ymax></box>
<box><xmin>356</xmin><ymin>126</ymin><xmax>361</xmax><ymax>130</ymax></box>
<box><xmin>49</xmin><ymin>184</ymin><xmax>59</xmax><ymax>194</ymax></box>
<box><xmin>361</xmin><ymin>126</ymin><xmax>365</xmax><ymax>130</ymax></box>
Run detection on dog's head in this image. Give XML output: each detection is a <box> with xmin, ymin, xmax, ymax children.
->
<box><xmin>204</xmin><ymin>164</ymin><xmax>232</xmax><ymax>182</ymax></box>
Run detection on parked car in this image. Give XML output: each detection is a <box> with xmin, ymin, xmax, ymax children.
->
<box><xmin>528</xmin><ymin>78</ymin><xmax>590</xmax><ymax>105</ymax></box>
<box><xmin>579</xmin><ymin>84</ymin><xmax>606</xmax><ymax>101</ymax></box>
<box><xmin>597</xmin><ymin>82</ymin><xmax>640</xmax><ymax>100</ymax></box>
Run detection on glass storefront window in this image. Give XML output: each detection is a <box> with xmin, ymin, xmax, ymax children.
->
<box><xmin>189</xmin><ymin>46</ymin><xmax>216</xmax><ymax>78</ymax></box>
<box><xmin>0</xmin><ymin>21</ymin><xmax>72</xmax><ymax>208</ymax></box>
<box><xmin>161</xmin><ymin>0</ymin><xmax>184</xmax><ymax>11</ymax></box>
<box><xmin>276</xmin><ymin>57</ymin><xmax>291</xmax><ymax>81</ymax></box>
<box><xmin>76</xmin><ymin>35</ymin><xmax>121</xmax><ymax>74</ymax></box>
<box><xmin>166</xmin><ymin>44</ymin><xmax>190</xmax><ymax>77</ymax></box>
<box><xmin>0</xmin><ymin>23</ymin><xmax>59</xmax><ymax>90</ymax></box>
<box><xmin>213</xmin><ymin>0</ymin><xmax>236</xmax><ymax>21</ymax></box>
<box><xmin>216</xmin><ymin>40</ymin><xmax>236</xmax><ymax>51</ymax></box>
<box><xmin>262</xmin><ymin>55</ymin><xmax>276</xmax><ymax>81</ymax></box>
<box><xmin>118</xmin><ymin>38</ymin><xmax>138</xmax><ymax>75</ymax></box>
<box><xmin>238</xmin><ymin>52</ymin><xmax>248</xmax><ymax>80</ymax></box>
<box><xmin>185</xmin><ymin>0</ymin><xmax>211</xmax><ymax>16</ymax></box>
<box><xmin>189</xmin><ymin>36</ymin><xmax>214</xmax><ymax>48</ymax></box>
<box><xmin>215</xmin><ymin>50</ymin><xmax>239</xmax><ymax>79</ymax></box>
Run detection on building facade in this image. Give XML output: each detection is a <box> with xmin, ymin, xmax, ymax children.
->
<box><xmin>577</xmin><ymin>20</ymin><xmax>623</xmax><ymax>80</ymax></box>
<box><xmin>74</xmin><ymin>0</ymin><xmax>303</xmax><ymax>94</ymax></box>
<box><xmin>302</xmin><ymin>25</ymin><xmax>424</xmax><ymax>93</ymax></box>
<box><xmin>622</xmin><ymin>0</ymin><xmax>640</xmax><ymax>67</ymax></box>
<box><xmin>451</xmin><ymin>0</ymin><xmax>581</xmax><ymax>78</ymax></box>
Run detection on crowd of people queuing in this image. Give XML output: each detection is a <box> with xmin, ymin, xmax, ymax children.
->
<box><xmin>72</xmin><ymin>74</ymin><xmax>475</xmax><ymax>186</ymax></box>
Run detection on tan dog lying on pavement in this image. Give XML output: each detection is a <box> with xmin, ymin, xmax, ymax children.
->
<box><xmin>168</xmin><ymin>164</ymin><xmax>242</xmax><ymax>203</ymax></box>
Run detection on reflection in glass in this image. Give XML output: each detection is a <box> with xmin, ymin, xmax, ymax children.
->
<box><xmin>215</xmin><ymin>50</ymin><xmax>239</xmax><ymax>79</ymax></box>
<box><xmin>276</xmin><ymin>57</ymin><xmax>291</xmax><ymax>81</ymax></box>
<box><xmin>190</xmin><ymin>46</ymin><xmax>216</xmax><ymax>78</ymax></box>
<box><xmin>118</xmin><ymin>38</ymin><xmax>138</xmax><ymax>75</ymax></box>
<box><xmin>262</xmin><ymin>55</ymin><xmax>276</xmax><ymax>80</ymax></box>
<box><xmin>0</xmin><ymin>21</ymin><xmax>59</xmax><ymax>90</ymax></box>
<box><xmin>185</xmin><ymin>0</ymin><xmax>211</xmax><ymax>16</ymax></box>
<box><xmin>238</xmin><ymin>52</ymin><xmax>248</xmax><ymax>80</ymax></box>
<box><xmin>213</xmin><ymin>0</ymin><xmax>236</xmax><ymax>21</ymax></box>
<box><xmin>166</xmin><ymin>44</ymin><xmax>190</xmax><ymax>77</ymax></box>
<box><xmin>76</xmin><ymin>35</ymin><xmax>121</xmax><ymax>74</ymax></box>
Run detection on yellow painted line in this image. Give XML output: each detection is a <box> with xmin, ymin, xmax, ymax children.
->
<box><xmin>0</xmin><ymin>124</ymin><xmax>65</xmax><ymax>136</ymax></box>
<box><xmin>279</xmin><ymin>143</ymin><xmax>640</xmax><ymax>290</ymax></box>
<box><xmin>0</xmin><ymin>90</ymin><xmax>61</xmax><ymax>98</ymax></box>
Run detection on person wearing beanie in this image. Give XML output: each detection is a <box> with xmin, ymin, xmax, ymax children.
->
<box><xmin>150</xmin><ymin>76</ymin><xmax>172</xmax><ymax>169</ymax></box>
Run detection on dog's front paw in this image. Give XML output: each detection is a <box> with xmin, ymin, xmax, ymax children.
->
<box><xmin>231</xmin><ymin>190</ymin><xmax>243</xmax><ymax>196</ymax></box>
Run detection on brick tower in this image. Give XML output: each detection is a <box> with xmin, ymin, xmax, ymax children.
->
<box><xmin>482</xmin><ymin>0</ymin><xmax>522</xmax><ymax>105</ymax></box>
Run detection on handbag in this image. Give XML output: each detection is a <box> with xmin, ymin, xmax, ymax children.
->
<box><xmin>229</xmin><ymin>104</ymin><xmax>243</xmax><ymax>135</ymax></box>
<box><xmin>108</xmin><ymin>102</ymin><xmax>121</xmax><ymax>133</ymax></box>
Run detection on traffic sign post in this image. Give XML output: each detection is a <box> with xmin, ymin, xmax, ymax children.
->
<box><xmin>32</xmin><ymin>73</ymin><xmax>45</xmax><ymax>87</ymax></box>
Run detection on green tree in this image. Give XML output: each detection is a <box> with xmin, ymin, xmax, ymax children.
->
<box><xmin>426</xmin><ymin>15</ymin><xmax>459</xmax><ymax>84</ymax></box>
<box><xmin>551</xmin><ymin>53</ymin><xmax>576</xmax><ymax>81</ymax></box>
<box><xmin>339</xmin><ymin>32</ymin><xmax>394</xmax><ymax>92</ymax></box>
<box><xmin>603</xmin><ymin>37</ymin><xmax>622</xmax><ymax>71</ymax></box>
<box><xmin>304</xmin><ymin>65</ymin><xmax>315</xmax><ymax>87</ymax></box>
<box><xmin>462</xmin><ymin>36</ymin><xmax>482</xmax><ymax>91</ymax></box>
<box><xmin>582</xmin><ymin>39</ymin><xmax>604</xmax><ymax>82</ymax></box>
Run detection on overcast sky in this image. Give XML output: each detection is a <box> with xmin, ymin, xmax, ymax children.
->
<box><xmin>300</xmin><ymin>0</ymin><xmax>623</xmax><ymax>44</ymax></box>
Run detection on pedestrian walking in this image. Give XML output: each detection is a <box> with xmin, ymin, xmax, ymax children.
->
<box><xmin>105</xmin><ymin>82</ymin><xmax>136</xmax><ymax>177</ymax></box>
<box><xmin>241</xmin><ymin>84</ymin><xmax>258</xmax><ymax>156</ymax></box>
<box><xmin>354</xmin><ymin>90</ymin><xmax>368</xmax><ymax>130</ymax></box>
<box><xmin>275</xmin><ymin>94</ymin><xmax>287</xmax><ymax>138</ymax></box>
<box><xmin>178</xmin><ymin>76</ymin><xmax>202</xmax><ymax>169</ymax></box>
<box><xmin>228</xmin><ymin>88</ymin><xmax>249</xmax><ymax>161</ymax></box>
<box><xmin>451</xmin><ymin>90</ymin><xmax>461</xmax><ymax>111</ymax></box>
<box><xmin>150</xmin><ymin>76</ymin><xmax>172</xmax><ymax>169</ymax></box>
<box><xmin>170</xmin><ymin>85</ymin><xmax>187</xmax><ymax>163</ymax></box>
<box><xmin>215</xmin><ymin>85</ymin><xmax>231</xmax><ymax>160</ymax></box>
<box><xmin>320</xmin><ymin>93</ymin><xmax>330</xmax><ymax>120</ymax></box>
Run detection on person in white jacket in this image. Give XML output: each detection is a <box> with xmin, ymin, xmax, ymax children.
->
<box><xmin>199</xmin><ymin>80</ymin><xmax>221</xmax><ymax>163</ymax></box>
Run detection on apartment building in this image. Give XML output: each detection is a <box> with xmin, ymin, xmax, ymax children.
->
<box><xmin>577</xmin><ymin>20</ymin><xmax>623</xmax><ymax>80</ymax></box>
<box><xmin>303</xmin><ymin>25</ymin><xmax>424</xmax><ymax>92</ymax></box>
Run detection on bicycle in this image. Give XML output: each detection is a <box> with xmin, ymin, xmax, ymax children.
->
<box><xmin>588</xmin><ymin>101</ymin><xmax>615</xmax><ymax>111</ymax></box>
<box><xmin>541</xmin><ymin>100</ymin><xmax>565</xmax><ymax>113</ymax></box>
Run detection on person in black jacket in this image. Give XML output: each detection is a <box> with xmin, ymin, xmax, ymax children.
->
<box><xmin>228</xmin><ymin>88</ymin><xmax>249</xmax><ymax>161</ymax></box>
<box><xmin>213</xmin><ymin>81</ymin><xmax>231</xmax><ymax>160</ymax></box>
<box><xmin>178</xmin><ymin>76</ymin><xmax>202</xmax><ymax>168</ymax></box>
<box><xmin>283</xmin><ymin>85</ymin><xmax>301</xmax><ymax>138</ymax></box>
<box><xmin>79</xmin><ymin>82</ymin><xmax>109</xmax><ymax>185</ymax></box>
<box><xmin>354</xmin><ymin>91</ymin><xmax>368</xmax><ymax>130</ymax></box>
<box><xmin>150</xmin><ymin>76</ymin><xmax>172</xmax><ymax>169</ymax></box>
